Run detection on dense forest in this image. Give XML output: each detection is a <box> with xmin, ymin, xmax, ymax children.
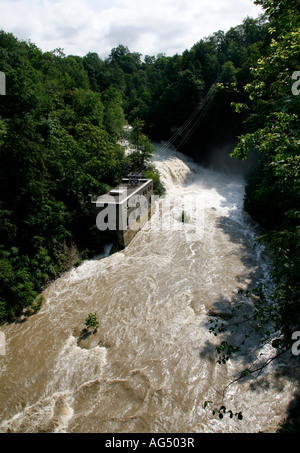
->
<box><xmin>231</xmin><ymin>0</ymin><xmax>300</xmax><ymax>431</ymax></box>
<box><xmin>0</xmin><ymin>30</ymin><xmax>164</xmax><ymax>322</ymax></box>
<box><xmin>0</xmin><ymin>0</ymin><xmax>299</xmax><ymax>422</ymax></box>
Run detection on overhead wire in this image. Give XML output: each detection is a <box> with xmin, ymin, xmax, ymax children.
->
<box><xmin>128</xmin><ymin>77</ymin><xmax>220</xmax><ymax>178</ymax></box>
<box><xmin>155</xmin><ymin>79</ymin><xmax>218</xmax><ymax>155</ymax></box>
<box><xmin>176</xmin><ymin>85</ymin><xmax>217</xmax><ymax>150</ymax></box>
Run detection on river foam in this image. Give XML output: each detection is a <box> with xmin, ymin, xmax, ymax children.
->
<box><xmin>0</xmin><ymin>144</ymin><xmax>299</xmax><ymax>433</ymax></box>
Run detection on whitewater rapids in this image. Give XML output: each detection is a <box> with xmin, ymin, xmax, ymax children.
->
<box><xmin>0</xmin><ymin>144</ymin><xmax>299</xmax><ymax>433</ymax></box>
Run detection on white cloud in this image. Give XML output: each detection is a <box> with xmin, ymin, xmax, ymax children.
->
<box><xmin>0</xmin><ymin>0</ymin><xmax>263</xmax><ymax>58</ymax></box>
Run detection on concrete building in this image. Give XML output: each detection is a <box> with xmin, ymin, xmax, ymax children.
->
<box><xmin>90</xmin><ymin>175</ymin><xmax>154</xmax><ymax>249</ymax></box>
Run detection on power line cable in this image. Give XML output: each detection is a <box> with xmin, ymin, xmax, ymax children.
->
<box><xmin>127</xmin><ymin>77</ymin><xmax>220</xmax><ymax>178</ymax></box>
<box><xmin>154</xmin><ymin>79</ymin><xmax>219</xmax><ymax>154</ymax></box>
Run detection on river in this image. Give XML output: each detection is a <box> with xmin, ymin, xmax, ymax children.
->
<box><xmin>0</xmin><ymin>144</ymin><xmax>299</xmax><ymax>433</ymax></box>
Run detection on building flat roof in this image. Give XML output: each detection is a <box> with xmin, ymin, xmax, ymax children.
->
<box><xmin>93</xmin><ymin>179</ymin><xmax>152</xmax><ymax>206</ymax></box>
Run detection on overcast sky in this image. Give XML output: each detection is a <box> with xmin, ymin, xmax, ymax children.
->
<box><xmin>0</xmin><ymin>0</ymin><xmax>263</xmax><ymax>58</ymax></box>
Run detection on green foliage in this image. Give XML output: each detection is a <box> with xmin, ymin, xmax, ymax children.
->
<box><xmin>102</xmin><ymin>86</ymin><xmax>126</xmax><ymax>138</ymax></box>
<box><xmin>180</xmin><ymin>211</ymin><xmax>191</xmax><ymax>223</ymax></box>
<box><xmin>0</xmin><ymin>32</ymin><xmax>132</xmax><ymax>323</ymax></box>
<box><xmin>203</xmin><ymin>401</ymin><xmax>243</xmax><ymax>421</ymax></box>
<box><xmin>0</xmin><ymin>10</ymin><xmax>279</xmax><ymax>326</ymax></box>
<box><xmin>215</xmin><ymin>341</ymin><xmax>241</xmax><ymax>365</ymax></box>
<box><xmin>1</xmin><ymin>2</ymin><xmax>298</xmax><ymax>429</ymax></box>
<box><xmin>254</xmin><ymin>0</ymin><xmax>300</xmax><ymax>29</ymax></box>
<box><xmin>219</xmin><ymin>61</ymin><xmax>237</xmax><ymax>86</ymax></box>
<box><xmin>142</xmin><ymin>166</ymin><xmax>165</xmax><ymax>197</ymax></box>
<box><xmin>231</xmin><ymin>11</ymin><xmax>300</xmax><ymax>353</ymax></box>
<box><xmin>84</xmin><ymin>312</ymin><xmax>100</xmax><ymax>333</ymax></box>
<box><xmin>0</xmin><ymin>30</ymin><xmax>166</xmax><ymax>323</ymax></box>
<box><xmin>129</xmin><ymin>118</ymin><xmax>155</xmax><ymax>166</ymax></box>
<box><xmin>212</xmin><ymin>406</ymin><xmax>243</xmax><ymax>421</ymax></box>
<box><xmin>214</xmin><ymin>1</ymin><xmax>300</xmax><ymax>428</ymax></box>
<box><xmin>76</xmin><ymin>18</ymin><xmax>270</xmax><ymax>151</ymax></box>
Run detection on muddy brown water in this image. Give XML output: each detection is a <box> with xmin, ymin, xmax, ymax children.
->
<box><xmin>0</xmin><ymin>145</ymin><xmax>299</xmax><ymax>433</ymax></box>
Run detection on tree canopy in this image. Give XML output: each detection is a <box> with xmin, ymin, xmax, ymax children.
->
<box><xmin>0</xmin><ymin>6</ymin><xmax>299</xmax><ymax>433</ymax></box>
<box><xmin>0</xmin><ymin>32</ymin><xmax>156</xmax><ymax>322</ymax></box>
<box><xmin>231</xmin><ymin>0</ymin><xmax>300</xmax><ymax>358</ymax></box>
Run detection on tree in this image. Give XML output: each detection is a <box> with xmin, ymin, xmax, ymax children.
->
<box><xmin>84</xmin><ymin>312</ymin><xmax>99</xmax><ymax>333</ymax></box>
<box><xmin>202</xmin><ymin>0</ymin><xmax>300</xmax><ymax>427</ymax></box>
<box><xmin>230</xmin><ymin>0</ymin><xmax>300</xmax><ymax>364</ymax></box>
<box><xmin>0</xmin><ymin>32</ymin><xmax>132</xmax><ymax>323</ymax></box>
<box><xmin>219</xmin><ymin>60</ymin><xmax>237</xmax><ymax>85</ymax></box>
<box><xmin>254</xmin><ymin>0</ymin><xmax>300</xmax><ymax>29</ymax></box>
<box><xmin>102</xmin><ymin>86</ymin><xmax>126</xmax><ymax>138</ymax></box>
<box><xmin>129</xmin><ymin>118</ymin><xmax>154</xmax><ymax>167</ymax></box>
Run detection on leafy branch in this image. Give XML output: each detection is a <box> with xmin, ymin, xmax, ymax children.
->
<box><xmin>221</xmin><ymin>348</ymin><xmax>289</xmax><ymax>398</ymax></box>
<box><xmin>203</xmin><ymin>401</ymin><xmax>243</xmax><ymax>421</ymax></box>
<box><xmin>82</xmin><ymin>312</ymin><xmax>99</xmax><ymax>334</ymax></box>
